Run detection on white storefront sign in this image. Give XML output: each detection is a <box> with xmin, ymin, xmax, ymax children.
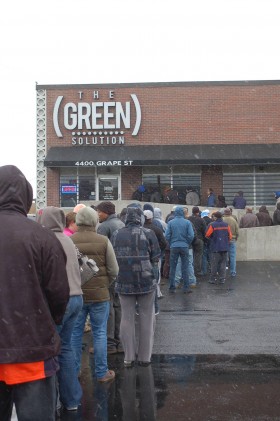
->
<box><xmin>53</xmin><ymin>91</ymin><xmax>141</xmax><ymax>145</ymax></box>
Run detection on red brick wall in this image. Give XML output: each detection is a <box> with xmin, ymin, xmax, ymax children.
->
<box><xmin>121</xmin><ymin>166</ymin><xmax>142</xmax><ymax>199</ymax></box>
<box><xmin>47</xmin><ymin>168</ymin><xmax>60</xmax><ymax>205</ymax></box>
<box><xmin>45</xmin><ymin>83</ymin><xmax>280</xmax><ymax>148</ymax></box>
<box><xmin>201</xmin><ymin>166</ymin><xmax>223</xmax><ymax>205</ymax></box>
<box><xmin>41</xmin><ymin>81</ymin><xmax>280</xmax><ymax>205</ymax></box>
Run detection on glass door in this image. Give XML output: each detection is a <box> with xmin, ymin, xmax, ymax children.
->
<box><xmin>97</xmin><ymin>176</ymin><xmax>120</xmax><ymax>201</ymax></box>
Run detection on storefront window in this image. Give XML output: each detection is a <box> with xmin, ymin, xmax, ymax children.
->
<box><xmin>60</xmin><ymin>168</ymin><xmax>96</xmax><ymax>206</ymax></box>
<box><xmin>142</xmin><ymin>166</ymin><xmax>201</xmax><ymax>203</ymax></box>
<box><xmin>60</xmin><ymin>172</ymin><xmax>78</xmax><ymax>207</ymax></box>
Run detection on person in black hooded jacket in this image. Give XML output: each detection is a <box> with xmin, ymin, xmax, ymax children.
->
<box><xmin>273</xmin><ymin>202</ymin><xmax>280</xmax><ymax>225</ymax></box>
<box><xmin>0</xmin><ymin>165</ymin><xmax>69</xmax><ymax>420</ymax></box>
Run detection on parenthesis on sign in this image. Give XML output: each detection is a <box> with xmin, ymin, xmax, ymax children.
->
<box><xmin>53</xmin><ymin>95</ymin><xmax>63</xmax><ymax>138</ymax></box>
<box><xmin>131</xmin><ymin>94</ymin><xmax>141</xmax><ymax>136</ymax></box>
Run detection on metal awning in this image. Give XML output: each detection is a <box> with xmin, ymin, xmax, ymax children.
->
<box><xmin>44</xmin><ymin>144</ymin><xmax>280</xmax><ymax>167</ymax></box>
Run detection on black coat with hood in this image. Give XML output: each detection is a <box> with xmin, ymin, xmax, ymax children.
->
<box><xmin>0</xmin><ymin>165</ymin><xmax>69</xmax><ymax>364</ymax></box>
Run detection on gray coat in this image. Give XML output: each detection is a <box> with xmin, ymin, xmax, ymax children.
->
<box><xmin>97</xmin><ymin>214</ymin><xmax>124</xmax><ymax>240</ymax></box>
<box><xmin>239</xmin><ymin>212</ymin><xmax>260</xmax><ymax>228</ymax></box>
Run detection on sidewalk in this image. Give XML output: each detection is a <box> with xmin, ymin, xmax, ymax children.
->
<box><xmin>57</xmin><ymin>261</ymin><xmax>280</xmax><ymax>420</ymax></box>
<box><xmin>154</xmin><ymin>261</ymin><xmax>280</xmax><ymax>354</ymax></box>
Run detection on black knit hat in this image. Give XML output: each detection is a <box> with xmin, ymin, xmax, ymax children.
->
<box><xmin>96</xmin><ymin>201</ymin><xmax>115</xmax><ymax>215</ymax></box>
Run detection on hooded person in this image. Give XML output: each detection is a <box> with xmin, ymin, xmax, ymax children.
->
<box><xmin>256</xmin><ymin>205</ymin><xmax>273</xmax><ymax>227</ymax></box>
<box><xmin>273</xmin><ymin>202</ymin><xmax>280</xmax><ymax>225</ymax></box>
<box><xmin>0</xmin><ymin>165</ymin><xmax>69</xmax><ymax>420</ymax></box>
<box><xmin>217</xmin><ymin>195</ymin><xmax>227</xmax><ymax>208</ymax></box>
<box><xmin>111</xmin><ymin>207</ymin><xmax>161</xmax><ymax>367</ymax></box>
<box><xmin>143</xmin><ymin>203</ymin><xmax>163</xmax><ymax>230</ymax></box>
<box><xmin>70</xmin><ymin>207</ymin><xmax>119</xmax><ymax>383</ymax></box>
<box><xmin>154</xmin><ymin>207</ymin><xmax>167</xmax><ymax>232</ymax></box>
<box><xmin>165</xmin><ymin>206</ymin><xmax>195</xmax><ymax>293</ymax></box>
<box><xmin>38</xmin><ymin>206</ymin><xmax>83</xmax><ymax>411</ymax></box>
<box><xmin>274</xmin><ymin>191</ymin><xmax>280</xmax><ymax>204</ymax></box>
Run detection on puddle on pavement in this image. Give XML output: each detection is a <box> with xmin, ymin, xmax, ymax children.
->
<box><xmin>59</xmin><ymin>352</ymin><xmax>280</xmax><ymax>421</ymax></box>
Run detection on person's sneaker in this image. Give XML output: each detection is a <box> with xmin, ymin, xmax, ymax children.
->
<box><xmin>231</xmin><ymin>272</ymin><xmax>236</xmax><ymax>277</ymax></box>
<box><xmin>97</xmin><ymin>370</ymin><xmax>115</xmax><ymax>383</ymax></box>
<box><xmin>183</xmin><ymin>289</ymin><xmax>193</xmax><ymax>294</ymax></box>
<box><xmin>219</xmin><ymin>279</ymin><xmax>225</xmax><ymax>284</ymax></box>
<box><xmin>208</xmin><ymin>279</ymin><xmax>216</xmax><ymax>284</ymax></box>
<box><xmin>65</xmin><ymin>406</ymin><xmax>78</xmax><ymax>411</ymax></box>
<box><xmin>124</xmin><ymin>360</ymin><xmax>134</xmax><ymax>367</ymax></box>
<box><xmin>190</xmin><ymin>284</ymin><xmax>197</xmax><ymax>288</ymax></box>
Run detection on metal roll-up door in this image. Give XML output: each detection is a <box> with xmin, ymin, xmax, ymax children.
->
<box><xmin>223</xmin><ymin>170</ymin><xmax>280</xmax><ymax>206</ymax></box>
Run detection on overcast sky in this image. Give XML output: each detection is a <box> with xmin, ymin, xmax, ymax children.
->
<box><xmin>0</xmin><ymin>0</ymin><xmax>279</xmax><ymax>194</ymax></box>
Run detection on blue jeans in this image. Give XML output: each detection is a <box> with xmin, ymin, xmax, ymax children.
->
<box><xmin>228</xmin><ymin>240</ymin><xmax>237</xmax><ymax>276</ymax></box>
<box><xmin>175</xmin><ymin>249</ymin><xmax>196</xmax><ymax>286</ymax></box>
<box><xmin>0</xmin><ymin>376</ymin><xmax>56</xmax><ymax>421</ymax></box>
<box><xmin>169</xmin><ymin>247</ymin><xmax>189</xmax><ymax>291</ymax></box>
<box><xmin>71</xmin><ymin>301</ymin><xmax>110</xmax><ymax>379</ymax></box>
<box><xmin>56</xmin><ymin>295</ymin><xmax>83</xmax><ymax>409</ymax></box>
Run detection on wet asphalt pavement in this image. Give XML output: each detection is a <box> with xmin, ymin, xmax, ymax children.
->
<box><xmin>59</xmin><ymin>261</ymin><xmax>280</xmax><ymax>421</ymax></box>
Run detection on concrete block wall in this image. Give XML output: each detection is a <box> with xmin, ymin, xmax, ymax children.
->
<box><xmin>236</xmin><ymin>225</ymin><xmax>280</xmax><ymax>261</ymax></box>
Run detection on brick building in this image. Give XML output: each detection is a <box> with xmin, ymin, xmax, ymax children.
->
<box><xmin>36</xmin><ymin>80</ymin><xmax>280</xmax><ymax>209</ymax></box>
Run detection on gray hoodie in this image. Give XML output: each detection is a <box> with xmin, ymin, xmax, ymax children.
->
<box><xmin>38</xmin><ymin>206</ymin><xmax>83</xmax><ymax>297</ymax></box>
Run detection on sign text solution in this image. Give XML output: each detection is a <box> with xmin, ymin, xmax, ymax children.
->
<box><xmin>53</xmin><ymin>91</ymin><xmax>141</xmax><ymax>145</ymax></box>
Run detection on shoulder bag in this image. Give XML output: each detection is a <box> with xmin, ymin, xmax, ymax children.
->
<box><xmin>75</xmin><ymin>246</ymin><xmax>99</xmax><ymax>286</ymax></box>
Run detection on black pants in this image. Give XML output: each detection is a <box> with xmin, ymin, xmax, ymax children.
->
<box><xmin>193</xmin><ymin>238</ymin><xmax>204</xmax><ymax>275</ymax></box>
<box><xmin>0</xmin><ymin>375</ymin><xmax>56</xmax><ymax>421</ymax></box>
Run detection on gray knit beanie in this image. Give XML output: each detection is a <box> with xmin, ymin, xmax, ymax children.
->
<box><xmin>75</xmin><ymin>206</ymin><xmax>98</xmax><ymax>227</ymax></box>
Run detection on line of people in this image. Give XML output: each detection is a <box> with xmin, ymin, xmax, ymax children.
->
<box><xmin>1</xmin><ymin>164</ymin><xmax>279</xmax><ymax>420</ymax></box>
<box><xmin>163</xmin><ymin>205</ymin><xmax>239</xmax><ymax>292</ymax></box>
<box><xmin>0</xmin><ymin>167</ymin><xmax>168</xmax><ymax>421</ymax></box>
